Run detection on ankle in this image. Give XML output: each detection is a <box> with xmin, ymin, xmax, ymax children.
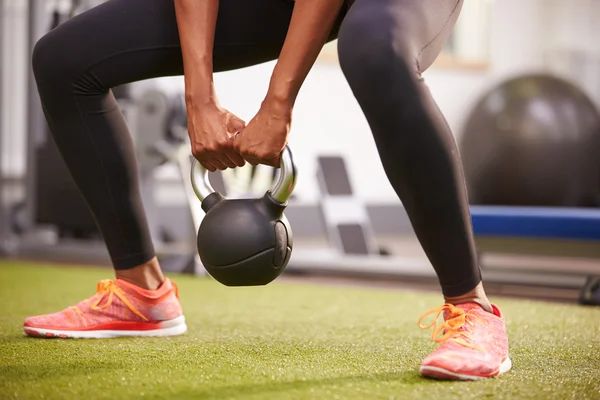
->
<box><xmin>444</xmin><ymin>282</ymin><xmax>494</xmax><ymax>313</ymax></box>
<box><xmin>115</xmin><ymin>257</ymin><xmax>165</xmax><ymax>291</ymax></box>
<box><xmin>447</xmin><ymin>298</ymin><xmax>494</xmax><ymax>314</ymax></box>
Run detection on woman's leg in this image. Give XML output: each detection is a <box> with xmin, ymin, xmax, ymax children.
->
<box><xmin>337</xmin><ymin>0</ymin><xmax>510</xmax><ymax>379</ymax></box>
<box><xmin>337</xmin><ymin>0</ymin><xmax>481</xmax><ymax>302</ymax></box>
<box><xmin>31</xmin><ymin>0</ymin><xmax>298</xmax><ymax>290</ymax></box>
<box><xmin>25</xmin><ymin>0</ymin><xmax>318</xmax><ymax>338</ymax></box>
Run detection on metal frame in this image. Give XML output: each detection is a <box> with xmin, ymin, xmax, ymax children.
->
<box><xmin>23</xmin><ymin>0</ymin><xmax>50</xmax><ymax>232</ymax></box>
<box><xmin>0</xmin><ymin>0</ymin><xmax>51</xmax><ymax>256</ymax></box>
<box><xmin>0</xmin><ymin>0</ymin><xmax>11</xmax><ymax>257</ymax></box>
<box><xmin>0</xmin><ymin>0</ymin><xmax>6</xmax><ymax>255</ymax></box>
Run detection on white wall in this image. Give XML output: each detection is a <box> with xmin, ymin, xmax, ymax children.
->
<box><xmin>541</xmin><ymin>0</ymin><xmax>600</xmax><ymax>105</ymax></box>
<box><xmin>1</xmin><ymin>0</ymin><xmax>29</xmax><ymax>178</ymax></box>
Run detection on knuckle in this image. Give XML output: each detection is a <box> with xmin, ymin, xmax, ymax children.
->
<box><xmin>218</xmin><ymin>139</ymin><xmax>233</xmax><ymax>150</ymax></box>
<box><xmin>203</xmin><ymin>143</ymin><xmax>217</xmax><ymax>153</ymax></box>
<box><xmin>193</xmin><ymin>143</ymin><xmax>207</xmax><ymax>157</ymax></box>
<box><xmin>212</xmin><ymin>144</ymin><xmax>226</xmax><ymax>153</ymax></box>
<box><xmin>217</xmin><ymin>137</ymin><xmax>231</xmax><ymax>146</ymax></box>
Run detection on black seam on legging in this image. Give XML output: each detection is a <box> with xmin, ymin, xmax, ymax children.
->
<box><xmin>415</xmin><ymin>0</ymin><xmax>461</xmax><ymax>73</ymax></box>
<box><xmin>69</xmin><ymin>46</ymin><xmax>186</xmax><ymax>259</ymax></box>
<box><xmin>73</xmin><ymin>94</ymin><xmax>133</xmax><ymax>256</ymax></box>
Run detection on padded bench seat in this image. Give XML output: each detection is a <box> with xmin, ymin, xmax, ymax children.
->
<box><xmin>470</xmin><ymin>206</ymin><xmax>600</xmax><ymax>241</ymax></box>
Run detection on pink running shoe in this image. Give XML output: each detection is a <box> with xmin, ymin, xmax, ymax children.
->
<box><xmin>24</xmin><ymin>278</ymin><xmax>186</xmax><ymax>339</ymax></box>
<box><xmin>418</xmin><ymin>303</ymin><xmax>511</xmax><ymax>380</ymax></box>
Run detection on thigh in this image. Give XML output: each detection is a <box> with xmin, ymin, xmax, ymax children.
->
<box><xmin>345</xmin><ymin>0</ymin><xmax>463</xmax><ymax>72</ymax></box>
<box><xmin>38</xmin><ymin>0</ymin><xmax>298</xmax><ymax>88</ymax></box>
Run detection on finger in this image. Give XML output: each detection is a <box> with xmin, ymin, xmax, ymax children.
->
<box><xmin>228</xmin><ymin>116</ymin><xmax>246</xmax><ymax>133</ymax></box>
<box><xmin>226</xmin><ymin>149</ymin><xmax>246</xmax><ymax>167</ymax></box>
<box><xmin>214</xmin><ymin>153</ymin><xmax>236</xmax><ymax>169</ymax></box>
<box><xmin>210</xmin><ymin>158</ymin><xmax>229</xmax><ymax>171</ymax></box>
<box><xmin>222</xmin><ymin>157</ymin><xmax>238</xmax><ymax>169</ymax></box>
<box><xmin>199</xmin><ymin>160</ymin><xmax>217</xmax><ymax>172</ymax></box>
<box><xmin>232</xmin><ymin>133</ymin><xmax>243</xmax><ymax>153</ymax></box>
<box><xmin>243</xmin><ymin>154</ymin><xmax>259</xmax><ymax>166</ymax></box>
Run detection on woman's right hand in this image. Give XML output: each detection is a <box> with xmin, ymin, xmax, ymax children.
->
<box><xmin>187</xmin><ymin>99</ymin><xmax>247</xmax><ymax>172</ymax></box>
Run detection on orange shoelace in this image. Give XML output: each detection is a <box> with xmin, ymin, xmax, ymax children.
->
<box><xmin>70</xmin><ymin>280</ymin><xmax>148</xmax><ymax>322</ymax></box>
<box><xmin>418</xmin><ymin>304</ymin><xmax>482</xmax><ymax>350</ymax></box>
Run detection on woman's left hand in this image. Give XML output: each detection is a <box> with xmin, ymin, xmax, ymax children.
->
<box><xmin>233</xmin><ymin>99</ymin><xmax>292</xmax><ymax>168</ymax></box>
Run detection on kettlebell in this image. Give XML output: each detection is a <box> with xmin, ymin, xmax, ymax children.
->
<box><xmin>190</xmin><ymin>146</ymin><xmax>297</xmax><ymax>286</ymax></box>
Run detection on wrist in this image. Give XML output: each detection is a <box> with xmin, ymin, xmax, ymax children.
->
<box><xmin>262</xmin><ymin>92</ymin><xmax>294</xmax><ymax>120</ymax></box>
<box><xmin>264</xmin><ymin>88</ymin><xmax>295</xmax><ymax>111</ymax></box>
<box><xmin>264</xmin><ymin>86</ymin><xmax>296</xmax><ymax>121</ymax></box>
<box><xmin>185</xmin><ymin>80</ymin><xmax>218</xmax><ymax>109</ymax></box>
<box><xmin>184</xmin><ymin>56</ymin><xmax>216</xmax><ymax>103</ymax></box>
<box><xmin>266</xmin><ymin>68</ymin><xmax>301</xmax><ymax>109</ymax></box>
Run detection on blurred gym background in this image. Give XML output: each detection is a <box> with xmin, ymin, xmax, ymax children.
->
<box><xmin>1</xmin><ymin>0</ymin><xmax>600</xmax><ymax>304</ymax></box>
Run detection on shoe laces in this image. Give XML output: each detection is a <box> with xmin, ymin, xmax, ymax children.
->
<box><xmin>418</xmin><ymin>304</ymin><xmax>483</xmax><ymax>350</ymax></box>
<box><xmin>70</xmin><ymin>279</ymin><xmax>148</xmax><ymax>321</ymax></box>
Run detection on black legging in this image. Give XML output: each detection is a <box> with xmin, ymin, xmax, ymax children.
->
<box><xmin>32</xmin><ymin>0</ymin><xmax>478</xmax><ymax>297</ymax></box>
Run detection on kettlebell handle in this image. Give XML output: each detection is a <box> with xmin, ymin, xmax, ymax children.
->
<box><xmin>191</xmin><ymin>146</ymin><xmax>297</xmax><ymax>205</ymax></box>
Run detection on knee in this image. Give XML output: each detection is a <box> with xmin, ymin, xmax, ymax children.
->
<box><xmin>32</xmin><ymin>29</ymin><xmax>77</xmax><ymax>89</ymax></box>
<box><xmin>337</xmin><ymin>10</ymin><xmax>417</xmax><ymax>93</ymax></box>
<box><xmin>32</xmin><ymin>32</ymin><xmax>58</xmax><ymax>84</ymax></box>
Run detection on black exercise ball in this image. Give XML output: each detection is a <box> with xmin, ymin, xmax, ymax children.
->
<box><xmin>460</xmin><ymin>74</ymin><xmax>600</xmax><ymax>207</ymax></box>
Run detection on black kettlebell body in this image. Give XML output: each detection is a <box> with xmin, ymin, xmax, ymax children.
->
<box><xmin>196</xmin><ymin>192</ymin><xmax>293</xmax><ymax>286</ymax></box>
<box><xmin>191</xmin><ymin>146</ymin><xmax>297</xmax><ymax>287</ymax></box>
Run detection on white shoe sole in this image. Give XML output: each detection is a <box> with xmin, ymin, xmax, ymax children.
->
<box><xmin>419</xmin><ymin>356</ymin><xmax>512</xmax><ymax>380</ymax></box>
<box><xmin>24</xmin><ymin>315</ymin><xmax>187</xmax><ymax>339</ymax></box>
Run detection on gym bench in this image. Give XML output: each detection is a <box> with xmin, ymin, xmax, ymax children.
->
<box><xmin>470</xmin><ymin>206</ymin><xmax>600</xmax><ymax>305</ymax></box>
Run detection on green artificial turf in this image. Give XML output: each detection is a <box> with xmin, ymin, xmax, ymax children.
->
<box><xmin>0</xmin><ymin>261</ymin><xmax>599</xmax><ymax>400</ymax></box>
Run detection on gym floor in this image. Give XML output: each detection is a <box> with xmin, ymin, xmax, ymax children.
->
<box><xmin>1</xmin><ymin>260</ymin><xmax>599</xmax><ymax>400</ymax></box>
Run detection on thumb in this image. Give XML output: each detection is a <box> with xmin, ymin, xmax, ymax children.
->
<box><xmin>227</xmin><ymin>115</ymin><xmax>246</xmax><ymax>134</ymax></box>
<box><xmin>231</xmin><ymin>129</ymin><xmax>242</xmax><ymax>151</ymax></box>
